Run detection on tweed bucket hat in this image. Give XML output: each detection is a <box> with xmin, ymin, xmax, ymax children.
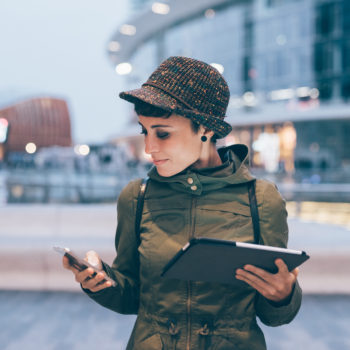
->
<box><xmin>119</xmin><ymin>56</ymin><xmax>232</xmax><ymax>138</ymax></box>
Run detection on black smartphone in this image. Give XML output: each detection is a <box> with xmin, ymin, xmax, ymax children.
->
<box><xmin>53</xmin><ymin>246</ymin><xmax>116</xmax><ymax>287</ymax></box>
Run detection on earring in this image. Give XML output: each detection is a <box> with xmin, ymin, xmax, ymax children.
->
<box><xmin>201</xmin><ymin>135</ymin><xmax>207</xmax><ymax>142</ymax></box>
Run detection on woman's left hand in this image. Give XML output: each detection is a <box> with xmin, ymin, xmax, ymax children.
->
<box><xmin>235</xmin><ymin>259</ymin><xmax>299</xmax><ymax>303</ymax></box>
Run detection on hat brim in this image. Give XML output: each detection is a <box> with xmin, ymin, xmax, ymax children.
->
<box><xmin>119</xmin><ymin>85</ymin><xmax>232</xmax><ymax>138</ymax></box>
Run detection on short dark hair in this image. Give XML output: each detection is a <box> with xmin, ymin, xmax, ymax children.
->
<box><xmin>134</xmin><ymin>100</ymin><xmax>217</xmax><ymax>143</ymax></box>
<box><xmin>134</xmin><ymin>100</ymin><xmax>171</xmax><ymax>118</ymax></box>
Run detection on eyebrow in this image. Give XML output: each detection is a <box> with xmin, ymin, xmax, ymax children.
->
<box><xmin>138</xmin><ymin>122</ymin><xmax>172</xmax><ymax>129</ymax></box>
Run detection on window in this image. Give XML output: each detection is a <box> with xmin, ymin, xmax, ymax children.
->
<box><xmin>244</xmin><ymin>21</ymin><xmax>253</xmax><ymax>49</ymax></box>
<box><xmin>315</xmin><ymin>3</ymin><xmax>337</xmax><ymax>37</ymax></box>
<box><xmin>317</xmin><ymin>79</ymin><xmax>333</xmax><ymax>100</ymax></box>
<box><xmin>342</xmin><ymin>40</ymin><xmax>350</xmax><ymax>72</ymax></box>
<box><xmin>314</xmin><ymin>43</ymin><xmax>334</xmax><ymax>74</ymax></box>
<box><xmin>243</xmin><ymin>56</ymin><xmax>252</xmax><ymax>82</ymax></box>
<box><xmin>341</xmin><ymin>79</ymin><xmax>350</xmax><ymax>100</ymax></box>
<box><xmin>266</xmin><ymin>0</ymin><xmax>300</xmax><ymax>7</ymax></box>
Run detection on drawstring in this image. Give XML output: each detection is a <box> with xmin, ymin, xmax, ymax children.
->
<box><xmin>167</xmin><ymin>319</ymin><xmax>179</xmax><ymax>350</ymax></box>
<box><xmin>198</xmin><ymin>323</ymin><xmax>210</xmax><ymax>350</ymax></box>
<box><xmin>168</xmin><ymin>320</ymin><xmax>179</xmax><ymax>335</ymax></box>
<box><xmin>198</xmin><ymin>323</ymin><xmax>210</xmax><ymax>335</ymax></box>
<box><xmin>166</xmin><ymin>319</ymin><xmax>211</xmax><ymax>350</ymax></box>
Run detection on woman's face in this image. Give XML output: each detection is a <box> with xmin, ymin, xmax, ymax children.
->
<box><xmin>138</xmin><ymin>114</ymin><xmax>204</xmax><ymax>177</ymax></box>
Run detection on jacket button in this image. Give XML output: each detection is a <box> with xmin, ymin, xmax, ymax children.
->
<box><xmin>187</xmin><ymin>177</ymin><xmax>194</xmax><ymax>184</ymax></box>
<box><xmin>191</xmin><ymin>185</ymin><xmax>197</xmax><ymax>191</ymax></box>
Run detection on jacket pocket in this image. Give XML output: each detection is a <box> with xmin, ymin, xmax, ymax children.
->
<box><xmin>210</xmin><ymin>335</ymin><xmax>249</xmax><ymax>350</ymax></box>
<box><xmin>209</xmin><ymin>332</ymin><xmax>265</xmax><ymax>350</ymax></box>
<box><xmin>136</xmin><ymin>333</ymin><xmax>163</xmax><ymax>350</ymax></box>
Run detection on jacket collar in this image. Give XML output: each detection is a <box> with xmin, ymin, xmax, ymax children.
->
<box><xmin>148</xmin><ymin>144</ymin><xmax>255</xmax><ymax>195</ymax></box>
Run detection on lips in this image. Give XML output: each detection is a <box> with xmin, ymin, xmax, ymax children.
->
<box><xmin>152</xmin><ymin>159</ymin><xmax>168</xmax><ymax>166</ymax></box>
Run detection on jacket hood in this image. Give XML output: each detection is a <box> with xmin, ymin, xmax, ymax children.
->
<box><xmin>148</xmin><ymin>144</ymin><xmax>255</xmax><ymax>195</ymax></box>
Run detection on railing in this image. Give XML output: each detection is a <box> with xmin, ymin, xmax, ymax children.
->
<box><xmin>1</xmin><ymin>166</ymin><xmax>148</xmax><ymax>204</ymax></box>
<box><xmin>1</xmin><ymin>167</ymin><xmax>349</xmax><ymax>204</ymax></box>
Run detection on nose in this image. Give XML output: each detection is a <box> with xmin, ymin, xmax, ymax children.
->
<box><xmin>144</xmin><ymin>135</ymin><xmax>159</xmax><ymax>155</ymax></box>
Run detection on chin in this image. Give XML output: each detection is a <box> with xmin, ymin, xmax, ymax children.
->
<box><xmin>156</xmin><ymin>169</ymin><xmax>175</xmax><ymax>177</ymax></box>
<box><xmin>156</xmin><ymin>166</ymin><xmax>185</xmax><ymax>177</ymax></box>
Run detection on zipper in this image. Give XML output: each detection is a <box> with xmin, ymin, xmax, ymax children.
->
<box><xmin>186</xmin><ymin>196</ymin><xmax>197</xmax><ymax>350</ymax></box>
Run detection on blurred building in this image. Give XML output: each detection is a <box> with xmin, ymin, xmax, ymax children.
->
<box><xmin>0</xmin><ymin>97</ymin><xmax>72</xmax><ymax>161</ymax></box>
<box><xmin>107</xmin><ymin>0</ymin><xmax>350</xmax><ymax>181</ymax></box>
<box><xmin>129</xmin><ymin>0</ymin><xmax>154</xmax><ymax>12</ymax></box>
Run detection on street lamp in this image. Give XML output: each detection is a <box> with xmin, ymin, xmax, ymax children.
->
<box><xmin>25</xmin><ymin>142</ymin><xmax>37</xmax><ymax>154</ymax></box>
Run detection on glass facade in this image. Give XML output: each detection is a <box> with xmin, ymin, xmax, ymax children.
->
<box><xmin>120</xmin><ymin>0</ymin><xmax>350</xmax><ymax>179</ymax></box>
<box><xmin>126</xmin><ymin>0</ymin><xmax>316</xmax><ymax>102</ymax></box>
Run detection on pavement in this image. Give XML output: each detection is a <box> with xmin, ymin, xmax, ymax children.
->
<box><xmin>0</xmin><ymin>203</ymin><xmax>350</xmax><ymax>294</ymax></box>
<box><xmin>1</xmin><ymin>291</ymin><xmax>349</xmax><ymax>350</ymax></box>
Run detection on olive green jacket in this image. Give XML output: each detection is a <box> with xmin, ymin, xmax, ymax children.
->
<box><xmin>85</xmin><ymin>144</ymin><xmax>302</xmax><ymax>350</ymax></box>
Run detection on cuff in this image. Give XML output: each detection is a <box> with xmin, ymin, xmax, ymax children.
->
<box><xmin>257</xmin><ymin>280</ymin><xmax>302</xmax><ymax>326</ymax></box>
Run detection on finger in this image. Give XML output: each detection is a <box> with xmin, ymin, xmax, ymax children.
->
<box><xmin>236</xmin><ymin>269</ymin><xmax>271</xmax><ymax>295</ymax></box>
<box><xmin>62</xmin><ymin>255</ymin><xmax>71</xmax><ymax>268</ymax></box>
<box><xmin>242</xmin><ymin>265</ymin><xmax>274</xmax><ymax>283</ymax></box>
<box><xmin>75</xmin><ymin>267</ymin><xmax>96</xmax><ymax>284</ymax></box>
<box><xmin>275</xmin><ymin>259</ymin><xmax>289</xmax><ymax>274</ymax></box>
<box><xmin>291</xmin><ymin>267</ymin><xmax>299</xmax><ymax>278</ymax></box>
<box><xmin>237</xmin><ymin>269</ymin><xmax>291</xmax><ymax>301</ymax></box>
<box><xmin>241</xmin><ymin>264</ymin><xmax>296</xmax><ymax>297</ymax></box>
<box><xmin>81</xmin><ymin>271</ymin><xmax>109</xmax><ymax>290</ymax></box>
<box><xmin>62</xmin><ymin>256</ymin><xmax>79</xmax><ymax>274</ymax></box>
<box><xmin>89</xmin><ymin>280</ymin><xmax>112</xmax><ymax>293</ymax></box>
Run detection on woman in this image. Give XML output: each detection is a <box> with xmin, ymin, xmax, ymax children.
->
<box><xmin>64</xmin><ymin>56</ymin><xmax>302</xmax><ymax>350</ymax></box>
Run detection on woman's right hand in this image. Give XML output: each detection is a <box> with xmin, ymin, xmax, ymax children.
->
<box><xmin>62</xmin><ymin>250</ymin><xmax>112</xmax><ymax>292</ymax></box>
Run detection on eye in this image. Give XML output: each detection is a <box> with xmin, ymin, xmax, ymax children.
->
<box><xmin>156</xmin><ymin>131</ymin><xmax>169</xmax><ymax>139</ymax></box>
<box><xmin>140</xmin><ymin>128</ymin><xmax>147</xmax><ymax>135</ymax></box>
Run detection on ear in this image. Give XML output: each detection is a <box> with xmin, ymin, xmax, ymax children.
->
<box><xmin>199</xmin><ymin>125</ymin><xmax>215</xmax><ymax>140</ymax></box>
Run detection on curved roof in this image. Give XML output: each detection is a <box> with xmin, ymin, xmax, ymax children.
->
<box><xmin>107</xmin><ymin>0</ymin><xmax>238</xmax><ymax>66</ymax></box>
<box><xmin>0</xmin><ymin>98</ymin><xmax>72</xmax><ymax>152</ymax></box>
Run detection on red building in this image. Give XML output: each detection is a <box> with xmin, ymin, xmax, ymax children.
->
<box><xmin>0</xmin><ymin>97</ymin><xmax>72</xmax><ymax>157</ymax></box>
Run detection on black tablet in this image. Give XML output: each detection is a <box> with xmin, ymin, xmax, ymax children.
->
<box><xmin>161</xmin><ymin>237</ymin><xmax>309</xmax><ymax>285</ymax></box>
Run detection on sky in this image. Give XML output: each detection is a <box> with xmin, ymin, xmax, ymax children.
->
<box><xmin>0</xmin><ymin>0</ymin><xmax>132</xmax><ymax>144</ymax></box>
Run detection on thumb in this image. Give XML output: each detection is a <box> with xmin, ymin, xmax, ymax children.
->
<box><xmin>291</xmin><ymin>267</ymin><xmax>299</xmax><ymax>278</ymax></box>
<box><xmin>275</xmin><ymin>258</ymin><xmax>289</xmax><ymax>274</ymax></box>
<box><xmin>63</xmin><ymin>255</ymin><xmax>77</xmax><ymax>272</ymax></box>
<box><xmin>85</xmin><ymin>250</ymin><xmax>102</xmax><ymax>270</ymax></box>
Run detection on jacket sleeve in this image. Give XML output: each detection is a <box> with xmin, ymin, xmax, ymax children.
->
<box><xmin>83</xmin><ymin>179</ymin><xmax>141</xmax><ymax>315</ymax></box>
<box><xmin>254</xmin><ymin>180</ymin><xmax>302</xmax><ymax>327</ymax></box>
